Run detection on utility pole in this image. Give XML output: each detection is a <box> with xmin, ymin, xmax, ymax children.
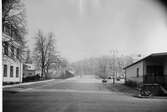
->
<box><xmin>110</xmin><ymin>50</ymin><xmax>118</xmax><ymax>85</ymax></box>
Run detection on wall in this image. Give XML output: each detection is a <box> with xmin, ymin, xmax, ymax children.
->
<box><xmin>3</xmin><ymin>56</ymin><xmax>23</xmax><ymax>83</ymax></box>
<box><xmin>125</xmin><ymin>61</ymin><xmax>144</xmax><ymax>83</ymax></box>
<box><xmin>2</xmin><ymin>33</ymin><xmax>23</xmax><ymax>83</ymax></box>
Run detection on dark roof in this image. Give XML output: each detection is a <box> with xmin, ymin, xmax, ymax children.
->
<box><xmin>123</xmin><ymin>52</ymin><xmax>167</xmax><ymax>69</ymax></box>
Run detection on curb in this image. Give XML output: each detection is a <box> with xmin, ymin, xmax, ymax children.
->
<box><xmin>3</xmin><ymin>79</ymin><xmax>55</xmax><ymax>88</ymax></box>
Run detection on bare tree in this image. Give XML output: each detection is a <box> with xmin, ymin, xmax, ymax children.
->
<box><xmin>24</xmin><ymin>49</ymin><xmax>32</xmax><ymax>63</ymax></box>
<box><xmin>44</xmin><ymin>33</ymin><xmax>57</xmax><ymax>76</ymax></box>
<box><xmin>33</xmin><ymin>30</ymin><xmax>57</xmax><ymax>79</ymax></box>
<box><xmin>2</xmin><ymin>0</ymin><xmax>26</xmax><ymax>43</ymax></box>
<box><xmin>2</xmin><ymin>0</ymin><xmax>27</xmax><ymax>63</ymax></box>
<box><xmin>72</xmin><ymin>54</ymin><xmax>134</xmax><ymax>79</ymax></box>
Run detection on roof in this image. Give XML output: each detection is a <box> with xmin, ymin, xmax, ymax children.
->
<box><xmin>123</xmin><ymin>52</ymin><xmax>167</xmax><ymax>69</ymax></box>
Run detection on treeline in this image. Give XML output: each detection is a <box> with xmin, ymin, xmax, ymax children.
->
<box><xmin>2</xmin><ymin>0</ymin><xmax>70</xmax><ymax>80</ymax></box>
<box><xmin>71</xmin><ymin>55</ymin><xmax>133</xmax><ymax>78</ymax></box>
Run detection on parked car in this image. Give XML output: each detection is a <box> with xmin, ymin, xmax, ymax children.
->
<box><xmin>108</xmin><ymin>76</ymin><xmax>112</xmax><ymax>79</ymax></box>
<box><xmin>102</xmin><ymin>79</ymin><xmax>107</xmax><ymax>83</ymax></box>
<box><xmin>116</xmin><ymin>77</ymin><xmax>120</xmax><ymax>81</ymax></box>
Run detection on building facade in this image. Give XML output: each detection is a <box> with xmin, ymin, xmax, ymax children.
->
<box><xmin>2</xmin><ymin>26</ymin><xmax>23</xmax><ymax>83</ymax></box>
<box><xmin>124</xmin><ymin>53</ymin><xmax>167</xmax><ymax>88</ymax></box>
<box><xmin>125</xmin><ymin>61</ymin><xmax>144</xmax><ymax>84</ymax></box>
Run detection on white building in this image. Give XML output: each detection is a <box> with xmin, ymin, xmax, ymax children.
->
<box><xmin>2</xmin><ymin>25</ymin><xmax>23</xmax><ymax>83</ymax></box>
<box><xmin>23</xmin><ymin>63</ymin><xmax>37</xmax><ymax>78</ymax></box>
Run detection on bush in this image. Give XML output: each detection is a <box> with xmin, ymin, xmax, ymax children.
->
<box><xmin>125</xmin><ymin>80</ymin><xmax>138</xmax><ymax>88</ymax></box>
<box><xmin>55</xmin><ymin>70</ymin><xmax>74</xmax><ymax>79</ymax></box>
<box><xmin>23</xmin><ymin>75</ymin><xmax>41</xmax><ymax>82</ymax></box>
<box><xmin>3</xmin><ymin>82</ymin><xmax>20</xmax><ymax>85</ymax></box>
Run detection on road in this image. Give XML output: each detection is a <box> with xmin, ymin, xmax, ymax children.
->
<box><xmin>3</xmin><ymin>75</ymin><xmax>167</xmax><ymax>112</ymax></box>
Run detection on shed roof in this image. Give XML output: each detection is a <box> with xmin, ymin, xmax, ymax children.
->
<box><xmin>123</xmin><ymin>52</ymin><xmax>167</xmax><ymax>69</ymax></box>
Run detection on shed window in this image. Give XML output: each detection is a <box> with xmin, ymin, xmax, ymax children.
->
<box><xmin>137</xmin><ymin>68</ymin><xmax>139</xmax><ymax>77</ymax></box>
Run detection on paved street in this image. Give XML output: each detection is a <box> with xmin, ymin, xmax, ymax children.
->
<box><xmin>3</xmin><ymin>75</ymin><xmax>167</xmax><ymax>112</ymax></box>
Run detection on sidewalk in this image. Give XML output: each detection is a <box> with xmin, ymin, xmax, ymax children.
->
<box><xmin>3</xmin><ymin>79</ymin><xmax>55</xmax><ymax>88</ymax></box>
<box><xmin>3</xmin><ymin>76</ymin><xmax>76</xmax><ymax>89</ymax></box>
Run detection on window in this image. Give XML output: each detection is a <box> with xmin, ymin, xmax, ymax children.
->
<box><xmin>3</xmin><ymin>25</ymin><xmax>9</xmax><ymax>35</ymax></box>
<box><xmin>3</xmin><ymin>42</ymin><xmax>8</xmax><ymax>56</ymax></box>
<box><xmin>11</xmin><ymin>46</ymin><xmax>14</xmax><ymax>57</ymax></box>
<box><xmin>16</xmin><ymin>48</ymin><xmax>20</xmax><ymax>59</ymax></box>
<box><xmin>10</xmin><ymin>66</ymin><xmax>13</xmax><ymax>77</ymax></box>
<box><xmin>3</xmin><ymin>25</ymin><xmax>14</xmax><ymax>37</ymax></box>
<box><xmin>3</xmin><ymin>65</ymin><xmax>7</xmax><ymax>77</ymax></box>
<box><xmin>2</xmin><ymin>25</ymin><xmax>5</xmax><ymax>32</ymax></box>
<box><xmin>16</xmin><ymin>67</ymin><xmax>19</xmax><ymax>77</ymax></box>
<box><xmin>11</xmin><ymin>29</ymin><xmax>15</xmax><ymax>38</ymax></box>
<box><xmin>29</xmin><ymin>73</ymin><xmax>32</xmax><ymax>76</ymax></box>
<box><xmin>137</xmin><ymin>68</ymin><xmax>139</xmax><ymax>77</ymax></box>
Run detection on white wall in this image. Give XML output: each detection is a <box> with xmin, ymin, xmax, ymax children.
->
<box><xmin>3</xmin><ymin>54</ymin><xmax>23</xmax><ymax>83</ymax></box>
<box><xmin>125</xmin><ymin>61</ymin><xmax>144</xmax><ymax>83</ymax></box>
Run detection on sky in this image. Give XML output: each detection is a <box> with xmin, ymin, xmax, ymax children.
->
<box><xmin>24</xmin><ymin>0</ymin><xmax>167</xmax><ymax>62</ymax></box>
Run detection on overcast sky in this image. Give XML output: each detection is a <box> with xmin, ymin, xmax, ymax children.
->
<box><xmin>25</xmin><ymin>0</ymin><xmax>167</xmax><ymax>62</ymax></box>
